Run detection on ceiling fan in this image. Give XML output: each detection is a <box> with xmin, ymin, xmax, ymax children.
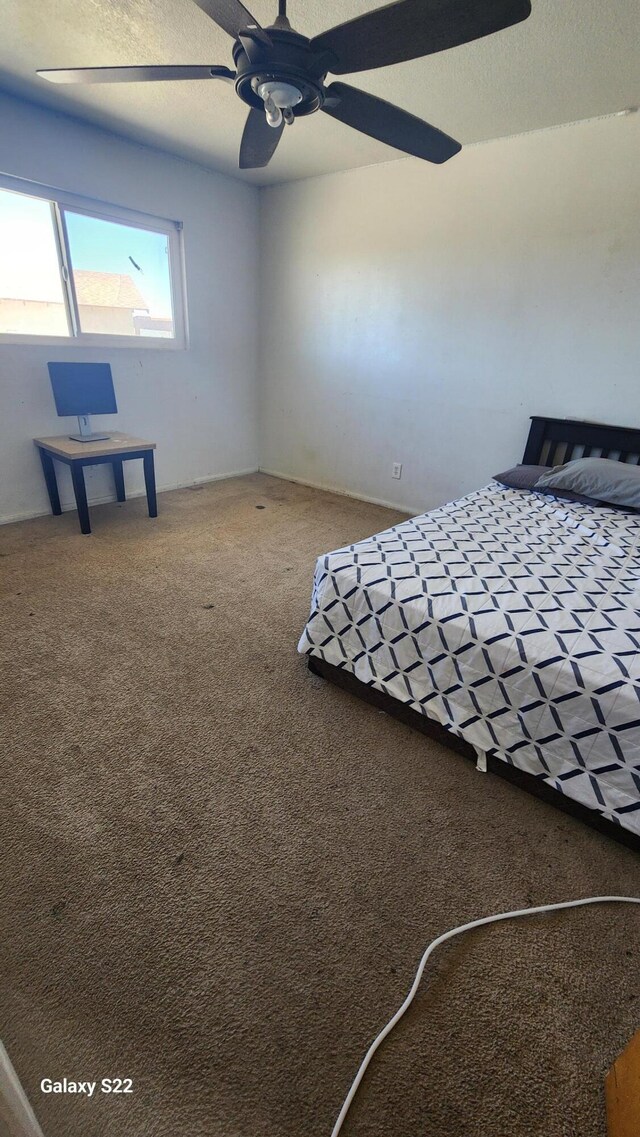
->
<box><xmin>37</xmin><ymin>0</ymin><xmax>532</xmax><ymax>170</ymax></box>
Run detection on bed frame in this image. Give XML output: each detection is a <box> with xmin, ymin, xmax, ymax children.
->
<box><xmin>308</xmin><ymin>416</ymin><xmax>640</xmax><ymax>853</ymax></box>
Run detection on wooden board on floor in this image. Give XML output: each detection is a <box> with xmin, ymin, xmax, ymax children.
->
<box><xmin>606</xmin><ymin>1030</ymin><xmax>640</xmax><ymax>1137</ymax></box>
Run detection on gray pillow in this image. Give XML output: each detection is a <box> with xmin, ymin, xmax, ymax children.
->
<box><xmin>493</xmin><ymin>465</ymin><xmax>598</xmax><ymax>505</ymax></box>
<box><xmin>535</xmin><ymin>457</ymin><xmax>640</xmax><ymax>510</ymax></box>
<box><xmin>493</xmin><ymin>465</ymin><xmax>548</xmax><ymax>490</ymax></box>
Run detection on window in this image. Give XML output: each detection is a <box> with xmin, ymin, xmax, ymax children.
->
<box><xmin>0</xmin><ymin>176</ymin><xmax>186</xmax><ymax>347</ymax></box>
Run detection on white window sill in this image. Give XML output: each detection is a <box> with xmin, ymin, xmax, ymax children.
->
<box><xmin>0</xmin><ymin>333</ymin><xmax>187</xmax><ymax>350</ymax></box>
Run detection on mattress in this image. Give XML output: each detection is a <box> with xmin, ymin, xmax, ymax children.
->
<box><xmin>298</xmin><ymin>482</ymin><xmax>640</xmax><ymax>837</ymax></box>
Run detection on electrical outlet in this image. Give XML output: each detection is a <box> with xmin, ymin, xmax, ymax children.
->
<box><xmin>392</xmin><ymin>462</ymin><xmax>402</xmax><ymax>480</ymax></box>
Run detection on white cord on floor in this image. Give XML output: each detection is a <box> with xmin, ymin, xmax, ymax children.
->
<box><xmin>331</xmin><ymin>895</ymin><xmax>640</xmax><ymax>1137</ymax></box>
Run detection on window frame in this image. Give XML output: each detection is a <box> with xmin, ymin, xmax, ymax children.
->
<box><xmin>0</xmin><ymin>172</ymin><xmax>188</xmax><ymax>350</ymax></box>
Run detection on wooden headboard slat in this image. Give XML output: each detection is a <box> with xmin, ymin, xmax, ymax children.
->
<box><xmin>522</xmin><ymin>417</ymin><xmax>640</xmax><ymax>467</ymax></box>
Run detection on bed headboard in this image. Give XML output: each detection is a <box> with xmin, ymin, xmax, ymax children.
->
<box><xmin>522</xmin><ymin>416</ymin><xmax>640</xmax><ymax>468</ymax></box>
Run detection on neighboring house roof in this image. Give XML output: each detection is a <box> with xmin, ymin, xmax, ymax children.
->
<box><xmin>73</xmin><ymin>270</ymin><xmax>148</xmax><ymax>310</ymax></box>
<box><xmin>0</xmin><ymin>269</ymin><xmax>149</xmax><ymax>309</ymax></box>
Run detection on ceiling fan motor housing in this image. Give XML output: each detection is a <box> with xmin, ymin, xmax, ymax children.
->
<box><xmin>233</xmin><ymin>25</ymin><xmax>333</xmax><ymax>118</ymax></box>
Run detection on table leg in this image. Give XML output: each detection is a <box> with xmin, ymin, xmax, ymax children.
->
<box><xmin>38</xmin><ymin>449</ymin><xmax>62</xmax><ymax>516</ymax></box>
<box><xmin>70</xmin><ymin>463</ymin><xmax>91</xmax><ymax>535</ymax></box>
<box><xmin>112</xmin><ymin>460</ymin><xmax>126</xmax><ymax>502</ymax></box>
<box><xmin>143</xmin><ymin>451</ymin><xmax>158</xmax><ymax>518</ymax></box>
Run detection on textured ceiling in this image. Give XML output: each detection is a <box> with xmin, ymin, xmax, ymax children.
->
<box><xmin>1</xmin><ymin>0</ymin><xmax>639</xmax><ymax>185</ymax></box>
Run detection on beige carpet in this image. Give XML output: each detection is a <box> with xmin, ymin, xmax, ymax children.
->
<box><xmin>1</xmin><ymin>472</ymin><xmax>638</xmax><ymax>1137</ymax></box>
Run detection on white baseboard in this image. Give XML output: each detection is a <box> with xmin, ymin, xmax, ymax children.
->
<box><xmin>2</xmin><ymin>466</ymin><xmax>413</xmax><ymax>527</ymax></box>
<box><xmin>0</xmin><ymin>467</ymin><xmax>259</xmax><ymax>527</ymax></box>
<box><xmin>258</xmin><ymin>467</ymin><xmax>414</xmax><ymax>514</ymax></box>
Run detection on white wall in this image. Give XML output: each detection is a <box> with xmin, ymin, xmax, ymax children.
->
<box><xmin>0</xmin><ymin>92</ymin><xmax>260</xmax><ymax>523</ymax></box>
<box><xmin>259</xmin><ymin>112</ymin><xmax>640</xmax><ymax>514</ymax></box>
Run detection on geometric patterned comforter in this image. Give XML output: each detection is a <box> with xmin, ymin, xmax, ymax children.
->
<box><xmin>298</xmin><ymin>483</ymin><xmax>640</xmax><ymax>837</ymax></box>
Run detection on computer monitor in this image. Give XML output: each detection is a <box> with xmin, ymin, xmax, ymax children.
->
<box><xmin>47</xmin><ymin>362</ymin><xmax>117</xmax><ymax>442</ymax></box>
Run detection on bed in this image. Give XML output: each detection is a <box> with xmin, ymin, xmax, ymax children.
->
<box><xmin>298</xmin><ymin>417</ymin><xmax>640</xmax><ymax>852</ymax></box>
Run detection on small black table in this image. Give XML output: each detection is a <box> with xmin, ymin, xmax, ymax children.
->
<box><xmin>34</xmin><ymin>432</ymin><xmax>157</xmax><ymax>535</ymax></box>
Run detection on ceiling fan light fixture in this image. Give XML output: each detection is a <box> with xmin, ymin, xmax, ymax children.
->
<box><xmin>257</xmin><ymin>80</ymin><xmax>302</xmax><ymax>110</ymax></box>
<box><xmin>257</xmin><ymin>79</ymin><xmax>303</xmax><ymax>129</ymax></box>
<box><xmin>263</xmin><ymin>95</ymin><xmax>283</xmax><ymax>129</ymax></box>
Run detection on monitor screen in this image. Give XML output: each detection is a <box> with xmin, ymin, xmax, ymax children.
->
<box><xmin>47</xmin><ymin>362</ymin><xmax>117</xmax><ymax>417</ymax></box>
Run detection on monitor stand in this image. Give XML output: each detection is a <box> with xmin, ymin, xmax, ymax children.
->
<box><xmin>69</xmin><ymin>414</ymin><xmax>111</xmax><ymax>443</ymax></box>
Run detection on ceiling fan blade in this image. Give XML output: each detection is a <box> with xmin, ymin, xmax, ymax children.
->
<box><xmin>191</xmin><ymin>0</ymin><xmax>268</xmax><ymax>41</ymax></box>
<box><xmin>311</xmin><ymin>0</ymin><xmax>532</xmax><ymax>75</ymax></box>
<box><xmin>239</xmin><ymin>108</ymin><xmax>285</xmax><ymax>169</ymax></box>
<box><xmin>37</xmin><ymin>64</ymin><xmax>235</xmax><ymax>85</ymax></box>
<box><xmin>322</xmin><ymin>82</ymin><xmax>461</xmax><ymax>164</ymax></box>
